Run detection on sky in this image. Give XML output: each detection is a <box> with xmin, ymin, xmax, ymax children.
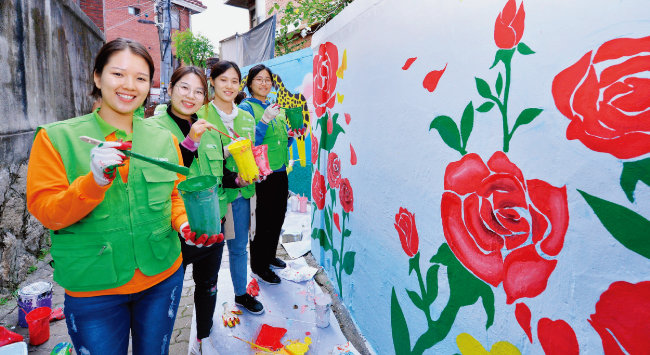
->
<box><xmin>191</xmin><ymin>1</ymin><xmax>251</xmax><ymax>50</ymax></box>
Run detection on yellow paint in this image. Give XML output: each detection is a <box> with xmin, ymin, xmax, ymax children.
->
<box><xmin>336</xmin><ymin>49</ymin><xmax>347</xmax><ymax>79</ymax></box>
<box><xmin>284</xmin><ymin>336</ymin><xmax>312</xmax><ymax>355</ymax></box>
<box><xmin>337</xmin><ymin>93</ymin><xmax>344</xmax><ymax>104</ymax></box>
<box><xmin>456</xmin><ymin>333</ymin><xmax>521</xmax><ymax>355</ymax></box>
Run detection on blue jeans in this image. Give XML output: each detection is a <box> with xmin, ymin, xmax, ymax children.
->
<box><xmin>225</xmin><ymin>196</ymin><xmax>250</xmax><ymax>296</ymax></box>
<box><xmin>63</xmin><ymin>266</ymin><xmax>183</xmax><ymax>355</ymax></box>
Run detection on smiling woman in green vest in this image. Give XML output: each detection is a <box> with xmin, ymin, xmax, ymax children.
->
<box><xmin>25</xmin><ymin>39</ymin><xmax>217</xmax><ymax>355</ymax></box>
<box><xmin>196</xmin><ymin>60</ymin><xmax>265</xmax><ymax>324</ymax></box>
<box><xmin>239</xmin><ymin>64</ymin><xmax>304</xmax><ymax>285</ymax></box>
<box><xmin>150</xmin><ymin>65</ymin><xmax>263</xmax><ymax>352</ymax></box>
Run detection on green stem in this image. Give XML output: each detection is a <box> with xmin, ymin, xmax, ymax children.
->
<box><xmin>502</xmin><ymin>57</ymin><xmax>512</xmax><ymax>152</ymax></box>
<box><xmin>337</xmin><ymin>212</ymin><xmax>346</xmax><ymax>298</ymax></box>
<box><xmin>413</xmin><ymin>260</ymin><xmax>433</xmax><ymax>326</ymax></box>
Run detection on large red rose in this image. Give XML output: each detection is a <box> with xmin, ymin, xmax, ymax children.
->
<box><xmin>394</xmin><ymin>207</ymin><xmax>419</xmax><ymax>257</ymax></box>
<box><xmin>552</xmin><ymin>36</ymin><xmax>650</xmax><ymax>159</ymax></box>
<box><xmin>313</xmin><ymin>42</ymin><xmax>339</xmax><ymax>118</ymax></box>
<box><xmin>311</xmin><ymin>132</ymin><xmax>318</xmax><ymax>164</ymax></box>
<box><xmin>588</xmin><ymin>281</ymin><xmax>650</xmax><ymax>354</ymax></box>
<box><xmin>494</xmin><ymin>0</ymin><xmax>525</xmax><ymax>49</ymax></box>
<box><xmin>327</xmin><ymin>152</ymin><xmax>341</xmax><ymax>188</ymax></box>
<box><xmin>441</xmin><ymin>152</ymin><xmax>569</xmax><ymax>304</ymax></box>
<box><xmin>338</xmin><ymin>178</ymin><xmax>354</xmax><ymax>213</ymax></box>
<box><xmin>312</xmin><ymin>170</ymin><xmax>326</xmax><ymax>210</ymax></box>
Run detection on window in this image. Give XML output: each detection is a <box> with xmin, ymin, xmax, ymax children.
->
<box><xmin>171</xmin><ymin>8</ymin><xmax>180</xmax><ymax>29</ymax></box>
<box><xmin>128</xmin><ymin>6</ymin><xmax>141</xmax><ymax>16</ymax></box>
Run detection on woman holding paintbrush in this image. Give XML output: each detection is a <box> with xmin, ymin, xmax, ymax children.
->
<box><xmin>239</xmin><ymin>64</ymin><xmax>304</xmax><ymax>285</ymax></box>
<box><xmin>151</xmin><ymin>65</ymin><xmax>259</xmax><ymax>353</ymax></box>
<box><xmin>25</xmin><ymin>39</ymin><xmax>218</xmax><ymax>355</ymax></box>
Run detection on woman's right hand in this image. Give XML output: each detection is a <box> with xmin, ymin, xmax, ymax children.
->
<box><xmin>261</xmin><ymin>104</ymin><xmax>280</xmax><ymax>124</ymax></box>
<box><xmin>188</xmin><ymin>119</ymin><xmax>216</xmax><ymax>143</ymax></box>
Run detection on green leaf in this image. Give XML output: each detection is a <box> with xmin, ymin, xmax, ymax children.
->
<box><xmin>517</xmin><ymin>42</ymin><xmax>535</xmax><ymax>55</ymax></box>
<box><xmin>343</xmin><ymin>229</ymin><xmax>352</xmax><ymax>238</ymax></box>
<box><xmin>342</xmin><ymin>251</ymin><xmax>356</xmax><ymax>275</ymax></box>
<box><xmin>496</xmin><ymin>73</ymin><xmax>503</xmax><ymax>97</ymax></box>
<box><xmin>406</xmin><ymin>289</ymin><xmax>424</xmax><ymax>310</ymax></box>
<box><xmin>330</xmin><ymin>187</ymin><xmax>337</xmax><ymax>207</ymax></box>
<box><xmin>476</xmin><ymin>102</ymin><xmax>495</xmax><ymax>113</ymax></box>
<box><xmin>332</xmin><ymin>249</ymin><xmax>340</xmax><ymax>266</ymax></box>
<box><xmin>489</xmin><ymin>48</ymin><xmax>516</xmax><ymax>69</ymax></box>
<box><xmin>324</xmin><ymin>211</ymin><xmax>332</xmax><ymax>238</ymax></box>
<box><xmin>319</xmin><ymin>112</ymin><xmax>346</xmax><ymax>152</ymax></box>
<box><xmin>620</xmin><ymin>158</ymin><xmax>650</xmax><ymax>202</ymax></box>
<box><xmin>423</xmin><ymin>264</ymin><xmax>440</xmax><ymax>304</ymax></box>
<box><xmin>512</xmin><ymin>108</ymin><xmax>543</xmax><ymax>133</ymax></box>
<box><xmin>578</xmin><ymin>190</ymin><xmax>650</xmax><ymax>259</ymax></box>
<box><xmin>460</xmin><ymin>102</ymin><xmax>474</xmax><ymax>150</ymax></box>
<box><xmin>429</xmin><ymin>116</ymin><xmax>464</xmax><ymax>154</ymax></box>
<box><xmin>391</xmin><ymin>288</ymin><xmax>412</xmax><ymax>355</ymax></box>
<box><xmin>311</xmin><ymin>228</ymin><xmax>319</xmax><ymax>240</ymax></box>
<box><xmin>408</xmin><ymin>252</ymin><xmax>420</xmax><ymax>276</ymax></box>
<box><xmin>475</xmin><ymin>77</ymin><xmax>493</xmax><ymax>99</ymax></box>
<box><xmin>430</xmin><ymin>243</ymin><xmax>495</xmax><ymax>331</ymax></box>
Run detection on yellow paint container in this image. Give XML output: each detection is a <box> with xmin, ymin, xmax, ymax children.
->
<box><xmin>227</xmin><ymin>138</ymin><xmax>260</xmax><ymax>183</ymax></box>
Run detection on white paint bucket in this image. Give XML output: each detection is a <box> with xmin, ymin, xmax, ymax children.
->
<box><xmin>314</xmin><ymin>293</ymin><xmax>332</xmax><ymax>328</ymax></box>
<box><xmin>17</xmin><ymin>281</ymin><xmax>52</xmax><ymax>328</ymax></box>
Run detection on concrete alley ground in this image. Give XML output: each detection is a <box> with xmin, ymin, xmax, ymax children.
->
<box><xmin>0</xmin><ymin>208</ymin><xmax>372</xmax><ymax>355</ymax></box>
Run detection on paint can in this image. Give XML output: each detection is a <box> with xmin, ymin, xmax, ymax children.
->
<box><xmin>314</xmin><ymin>293</ymin><xmax>332</xmax><ymax>328</ymax></box>
<box><xmin>177</xmin><ymin>175</ymin><xmax>221</xmax><ymax>236</ymax></box>
<box><xmin>17</xmin><ymin>281</ymin><xmax>52</xmax><ymax>328</ymax></box>
<box><xmin>290</xmin><ymin>195</ymin><xmax>300</xmax><ymax>212</ymax></box>
<box><xmin>298</xmin><ymin>195</ymin><xmax>308</xmax><ymax>213</ymax></box>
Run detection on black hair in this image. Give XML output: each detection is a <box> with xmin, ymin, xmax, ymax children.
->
<box><xmin>245</xmin><ymin>64</ymin><xmax>275</xmax><ymax>96</ymax></box>
<box><xmin>91</xmin><ymin>38</ymin><xmax>154</xmax><ymax>99</ymax></box>
<box><xmin>209</xmin><ymin>60</ymin><xmax>245</xmax><ymax>104</ymax></box>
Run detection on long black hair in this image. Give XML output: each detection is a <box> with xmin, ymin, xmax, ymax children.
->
<box><xmin>209</xmin><ymin>60</ymin><xmax>245</xmax><ymax>104</ymax></box>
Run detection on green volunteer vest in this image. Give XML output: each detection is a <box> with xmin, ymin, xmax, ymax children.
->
<box><xmin>151</xmin><ymin>111</ymin><xmax>228</xmax><ymax>217</ymax></box>
<box><xmin>198</xmin><ymin>103</ymin><xmax>256</xmax><ymax>203</ymax></box>
<box><xmin>249</xmin><ymin>101</ymin><xmax>290</xmax><ymax>170</ymax></box>
<box><xmin>39</xmin><ymin>113</ymin><xmax>181</xmax><ymax>292</ymax></box>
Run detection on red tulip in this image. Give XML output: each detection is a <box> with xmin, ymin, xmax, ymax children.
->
<box><xmin>394</xmin><ymin>207</ymin><xmax>419</xmax><ymax>257</ymax></box>
<box><xmin>494</xmin><ymin>0</ymin><xmax>526</xmax><ymax>49</ymax></box>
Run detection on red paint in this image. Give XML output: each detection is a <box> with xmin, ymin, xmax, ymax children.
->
<box><xmin>589</xmin><ymin>281</ymin><xmax>650</xmax><ymax>354</ymax></box>
<box><xmin>394</xmin><ymin>207</ymin><xmax>419</xmax><ymax>258</ymax></box>
<box><xmin>440</xmin><ymin>152</ymin><xmax>569</xmax><ymax>302</ymax></box>
<box><xmin>350</xmin><ymin>144</ymin><xmax>357</xmax><ymax>165</ymax></box>
<box><xmin>344</xmin><ymin>113</ymin><xmax>351</xmax><ymax>124</ymax></box>
<box><xmin>313</xmin><ymin>42</ymin><xmax>339</xmax><ymax>118</ymax></box>
<box><xmin>537</xmin><ymin>318</ymin><xmax>579</xmax><ymax>355</ymax></box>
<box><xmin>552</xmin><ymin>36</ymin><xmax>650</xmax><ymax>159</ymax></box>
<box><xmin>338</xmin><ymin>178</ymin><xmax>354</xmax><ymax>213</ymax></box>
<box><xmin>327</xmin><ymin>114</ymin><xmax>334</xmax><ymax>134</ymax></box>
<box><xmin>0</xmin><ymin>326</ymin><xmax>24</xmax><ymax>346</ymax></box>
<box><xmin>494</xmin><ymin>0</ymin><xmax>526</xmax><ymax>49</ymax></box>
<box><xmin>327</xmin><ymin>153</ymin><xmax>342</xmax><ymax>188</ymax></box>
<box><xmin>422</xmin><ymin>63</ymin><xmax>447</xmax><ymax>93</ymax></box>
<box><xmin>255</xmin><ymin>324</ymin><xmax>287</xmax><ymax>351</ymax></box>
<box><xmin>515</xmin><ymin>303</ymin><xmax>532</xmax><ymax>342</ymax></box>
<box><xmin>312</xmin><ymin>170</ymin><xmax>326</xmax><ymax>210</ymax></box>
<box><xmin>246</xmin><ymin>279</ymin><xmax>260</xmax><ymax>297</ymax></box>
<box><xmin>334</xmin><ymin>212</ymin><xmax>341</xmax><ymax>233</ymax></box>
<box><xmin>402</xmin><ymin>57</ymin><xmax>417</xmax><ymax>70</ymax></box>
<box><xmin>306</xmin><ymin>331</ymin><xmax>311</xmax><ymax>336</ymax></box>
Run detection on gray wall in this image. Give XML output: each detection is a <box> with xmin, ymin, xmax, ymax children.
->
<box><xmin>0</xmin><ymin>0</ymin><xmax>104</xmax><ymax>293</ymax></box>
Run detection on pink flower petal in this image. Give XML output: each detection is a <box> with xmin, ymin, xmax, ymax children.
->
<box><xmin>422</xmin><ymin>63</ymin><xmax>447</xmax><ymax>93</ymax></box>
<box><xmin>402</xmin><ymin>57</ymin><xmax>417</xmax><ymax>70</ymax></box>
<box><xmin>350</xmin><ymin>144</ymin><xmax>357</xmax><ymax>165</ymax></box>
<box><xmin>515</xmin><ymin>303</ymin><xmax>533</xmax><ymax>343</ymax></box>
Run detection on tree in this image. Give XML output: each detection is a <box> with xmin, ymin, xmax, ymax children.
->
<box><xmin>268</xmin><ymin>0</ymin><xmax>354</xmax><ymax>55</ymax></box>
<box><xmin>171</xmin><ymin>30</ymin><xmax>214</xmax><ymax>68</ymax></box>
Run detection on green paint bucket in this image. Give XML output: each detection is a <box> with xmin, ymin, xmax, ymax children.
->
<box><xmin>284</xmin><ymin>107</ymin><xmax>304</xmax><ymax>130</ymax></box>
<box><xmin>177</xmin><ymin>175</ymin><xmax>221</xmax><ymax>235</ymax></box>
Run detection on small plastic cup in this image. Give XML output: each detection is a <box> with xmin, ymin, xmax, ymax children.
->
<box><xmin>299</xmin><ymin>196</ymin><xmax>308</xmax><ymax>213</ymax></box>
<box><xmin>227</xmin><ymin>139</ymin><xmax>259</xmax><ymax>183</ymax></box>
<box><xmin>284</xmin><ymin>107</ymin><xmax>304</xmax><ymax>130</ymax></box>
<box><xmin>314</xmin><ymin>293</ymin><xmax>332</xmax><ymax>328</ymax></box>
<box><xmin>25</xmin><ymin>306</ymin><xmax>51</xmax><ymax>345</ymax></box>
<box><xmin>177</xmin><ymin>175</ymin><xmax>221</xmax><ymax>236</ymax></box>
<box><xmin>252</xmin><ymin>144</ymin><xmax>272</xmax><ymax>177</ymax></box>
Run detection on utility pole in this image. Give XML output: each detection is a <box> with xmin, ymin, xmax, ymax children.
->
<box><xmin>156</xmin><ymin>0</ymin><xmax>173</xmax><ymax>102</ymax></box>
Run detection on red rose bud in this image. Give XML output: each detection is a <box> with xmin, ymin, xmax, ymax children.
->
<box><xmin>494</xmin><ymin>0</ymin><xmax>525</xmax><ymax>49</ymax></box>
<box><xmin>311</xmin><ymin>133</ymin><xmax>319</xmax><ymax>164</ymax></box>
<box><xmin>394</xmin><ymin>207</ymin><xmax>419</xmax><ymax>257</ymax></box>
<box><xmin>313</xmin><ymin>42</ymin><xmax>339</xmax><ymax>118</ymax></box>
<box><xmin>338</xmin><ymin>178</ymin><xmax>354</xmax><ymax>213</ymax></box>
<box><xmin>333</xmin><ymin>212</ymin><xmax>341</xmax><ymax>233</ymax></box>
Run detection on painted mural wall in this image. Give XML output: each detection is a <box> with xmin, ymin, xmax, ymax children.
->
<box><xmin>240</xmin><ymin>48</ymin><xmax>314</xmax><ymax>197</ymax></box>
<box><xmin>309</xmin><ymin>0</ymin><xmax>650</xmax><ymax>354</ymax></box>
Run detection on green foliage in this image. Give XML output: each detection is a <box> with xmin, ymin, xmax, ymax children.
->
<box><xmin>579</xmin><ymin>189</ymin><xmax>650</xmax><ymax>260</ymax></box>
<box><xmin>391</xmin><ymin>287</ymin><xmax>412</xmax><ymax>355</ymax></box>
<box><xmin>268</xmin><ymin>0</ymin><xmax>354</xmax><ymax>55</ymax></box>
<box><xmin>27</xmin><ymin>265</ymin><xmax>37</xmax><ymax>274</ymax></box>
<box><xmin>620</xmin><ymin>158</ymin><xmax>650</xmax><ymax>202</ymax></box>
<box><xmin>171</xmin><ymin>29</ymin><xmax>214</xmax><ymax>68</ymax></box>
<box><xmin>37</xmin><ymin>248</ymin><xmax>49</xmax><ymax>261</ymax></box>
<box><xmin>0</xmin><ymin>298</ymin><xmax>8</xmax><ymax>306</ymax></box>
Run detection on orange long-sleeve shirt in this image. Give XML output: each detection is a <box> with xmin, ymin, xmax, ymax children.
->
<box><xmin>27</xmin><ymin>125</ymin><xmax>187</xmax><ymax>297</ymax></box>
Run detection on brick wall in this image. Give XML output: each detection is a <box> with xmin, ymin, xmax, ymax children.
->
<box><xmin>104</xmin><ymin>1</ymin><xmax>193</xmax><ymax>91</ymax></box>
<box><xmin>79</xmin><ymin>0</ymin><xmax>104</xmax><ymax>31</ymax></box>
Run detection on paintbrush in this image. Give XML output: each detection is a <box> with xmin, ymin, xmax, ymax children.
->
<box><xmin>79</xmin><ymin>136</ymin><xmax>190</xmax><ymax>176</ymax></box>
